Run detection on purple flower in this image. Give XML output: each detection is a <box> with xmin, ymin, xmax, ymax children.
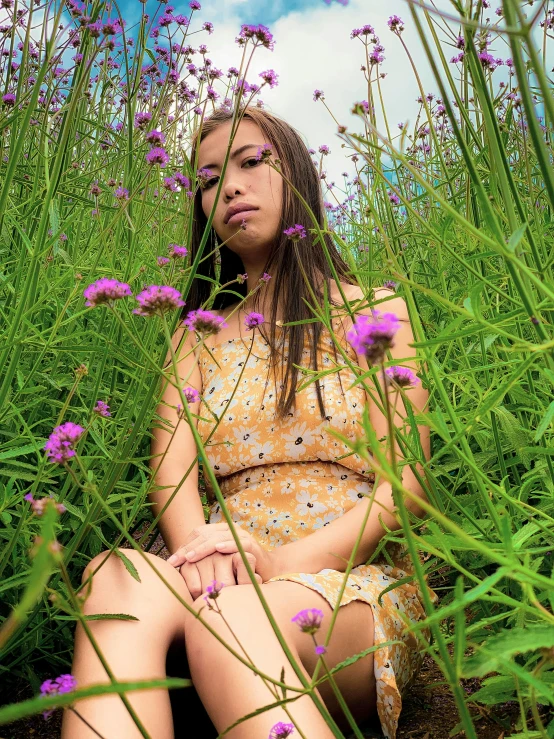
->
<box><xmin>313</xmin><ymin>89</ymin><xmax>325</xmax><ymax>102</ymax></box>
<box><xmin>238</xmin><ymin>23</ymin><xmax>275</xmax><ymax>51</ymax></box>
<box><xmin>315</xmin><ymin>645</ymin><xmax>327</xmax><ymax>655</ymax></box>
<box><xmin>189</xmin><ymin>0</ymin><xmax>201</xmax><ymax>8</ymax></box>
<box><xmin>388</xmin><ymin>15</ymin><xmax>405</xmax><ymax>33</ymax></box>
<box><xmin>168</xmin><ymin>243</ymin><xmax>188</xmax><ymax>259</ymax></box>
<box><xmin>39</xmin><ymin>674</ymin><xmax>77</xmax><ymax>720</ymax></box>
<box><xmin>259</xmin><ymin>69</ymin><xmax>279</xmax><ymax>88</ymax></box>
<box><xmin>146</xmin><ymin>147</ymin><xmax>169</xmax><ymax>167</ymax></box>
<box><xmin>269</xmin><ymin>723</ymin><xmax>295</xmax><ymax>739</ymax></box>
<box><xmin>346</xmin><ymin>310</ymin><xmax>401</xmax><ymax>365</ymax></box>
<box><xmin>93</xmin><ymin>400</ymin><xmax>111</xmax><ymax>417</ymax></box>
<box><xmin>383</xmin><ymin>280</ymin><xmax>397</xmax><ymax>291</ymax></box>
<box><xmin>44</xmin><ymin>423</ymin><xmax>85</xmax><ymax>464</ymax></box>
<box><xmin>145</xmin><ymin>129</ymin><xmax>166</xmax><ymax>146</ymax></box>
<box><xmin>203</xmin><ymin>579</ymin><xmax>224</xmax><ymax>604</ymax></box>
<box><xmin>283</xmin><ymin>224</ymin><xmax>307</xmax><ymax>241</ymax></box>
<box><xmin>173</xmin><ymin>171</ymin><xmax>191</xmax><ymax>188</ymax></box>
<box><xmin>255</xmin><ymin>143</ymin><xmax>273</xmax><ymax>162</ymax></box>
<box><xmin>244</xmin><ymin>312</ymin><xmax>264</xmax><ymax>330</ymax></box>
<box><xmin>24</xmin><ymin>494</ymin><xmax>66</xmax><ymax>517</ymax></box>
<box><xmin>114</xmin><ymin>187</ymin><xmax>129</xmax><ymax>201</ymax></box>
<box><xmin>385</xmin><ymin>366</ymin><xmax>419</xmax><ymax>388</ymax></box>
<box><xmin>157</xmin><ymin>256</ymin><xmax>170</xmax><ymax>267</ymax></box>
<box><xmin>388</xmin><ymin>191</ymin><xmax>400</xmax><ymax>205</ymax></box>
<box><xmin>203</xmin><ymin>21</ymin><xmax>213</xmax><ymax>33</ymax></box>
<box><xmin>291</xmin><ymin>608</ymin><xmax>324</xmax><ymax>635</ymax></box>
<box><xmin>260</xmin><ymin>272</ymin><xmax>272</xmax><ymax>283</ymax></box>
<box><xmin>134</xmin><ymin>111</ymin><xmax>152</xmax><ymax>129</ymax></box>
<box><xmin>133</xmin><ymin>285</ymin><xmax>185</xmax><ymax>317</ymax></box>
<box><xmin>83</xmin><ymin>278</ymin><xmax>132</xmax><ymax>307</ymax></box>
<box><xmin>196</xmin><ymin>167</ymin><xmax>214</xmax><ymax>188</ymax></box>
<box><xmin>183</xmin><ymin>309</ymin><xmax>227</xmax><ymax>336</ymax></box>
<box><xmin>2</xmin><ymin>93</ymin><xmax>16</xmax><ymax>106</ymax></box>
<box><xmin>184</xmin><ymin>386</ymin><xmax>200</xmax><ymax>404</ymax></box>
<box><xmin>237</xmin><ymin>273</ymin><xmax>248</xmax><ymax>284</ymax></box>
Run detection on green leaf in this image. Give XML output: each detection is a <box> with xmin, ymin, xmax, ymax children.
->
<box><xmin>0</xmin><ymin>443</ymin><xmax>40</xmax><ymax>461</ymax></box>
<box><xmin>506</xmin><ymin>222</ymin><xmax>528</xmax><ymax>253</ymax></box>
<box><xmin>463</xmin><ymin>626</ymin><xmax>554</xmax><ymax>677</ymax></box>
<box><xmin>533</xmin><ymin>400</ymin><xmax>554</xmax><ymax>443</ymax></box>
<box><xmin>114</xmin><ymin>548</ymin><xmax>141</xmax><ymax>583</ymax></box>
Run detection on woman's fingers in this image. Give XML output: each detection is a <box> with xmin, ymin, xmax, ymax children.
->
<box><xmin>213</xmin><ymin>552</ymin><xmax>239</xmax><ymax>590</ymax></box>
<box><xmin>232</xmin><ymin>552</ymin><xmax>261</xmax><ymax>586</ymax></box>
<box><xmin>169</xmin><ymin>532</ymin><xmax>248</xmax><ymax>567</ymax></box>
<box><xmin>178</xmin><ymin>561</ymin><xmax>203</xmax><ymax>600</ymax></box>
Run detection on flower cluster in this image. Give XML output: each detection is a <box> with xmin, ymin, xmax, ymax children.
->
<box><xmin>244</xmin><ymin>312</ymin><xmax>264</xmax><ymax>330</ymax></box>
<box><xmin>269</xmin><ymin>723</ymin><xmax>295</xmax><ymax>739</ymax></box>
<box><xmin>283</xmin><ymin>224</ymin><xmax>307</xmax><ymax>241</ymax></box>
<box><xmin>39</xmin><ymin>674</ymin><xmax>77</xmax><ymax>720</ymax></box>
<box><xmin>291</xmin><ymin>608</ymin><xmax>324</xmax><ymax>635</ymax></box>
<box><xmin>146</xmin><ymin>147</ymin><xmax>170</xmax><ymax>167</ymax></box>
<box><xmin>385</xmin><ymin>366</ymin><xmax>419</xmax><ymax>388</ymax></box>
<box><xmin>83</xmin><ymin>278</ymin><xmax>132</xmax><ymax>307</ymax></box>
<box><xmin>168</xmin><ymin>243</ymin><xmax>188</xmax><ymax>259</ymax></box>
<box><xmin>183</xmin><ymin>309</ymin><xmax>228</xmax><ymax>336</ymax></box>
<box><xmin>346</xmin><ymin>310</ymin><xmax>401</xmax><ymax>365</ymax></box>
<box><xmin>204</xmin><ymin>579</ymin><xmax>225</xmax><ymax>606</ymax></box>
<box><xmin>24</xmin><ymin>494</ymin><xmax>66</xmax><ymax>516</ymax></box>
<box><xmin>44</xmin><ymin>422</ymin><xmax>85</xmax><ymax>464</ymax></box>
<box><xmin>133</xmin><ymin>286</ymin><xmax>185</xmax><ymax>317</ymax></box>
<box><xmin>255</xmin><ymin>143</ymin><xmax>273</xmax><ymax>162</ymax></box>
<box><xmin>183</xmin><ymin>386</ymin><xmax>200</xmax><ymax>404</ymax></box>
<box><xmin>93</xmin><ymin>400</ymin><xmax>111</xmax><ymax>417</ymax></box>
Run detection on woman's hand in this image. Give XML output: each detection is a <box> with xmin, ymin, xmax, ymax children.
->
<box><xmin>167</xmin><ymin>523</ymin><xmax>274</xmax><ymax>583</ymax></box>
<box><xmin>178</xmin><ymin>551</ymin><xmax>262</xmax><ymax>600</ymax></box>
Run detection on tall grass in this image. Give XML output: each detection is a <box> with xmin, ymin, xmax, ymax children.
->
<box><xmin>0</xmin><ymin>0</ymin><xmax>553</xmax><ymax>737</ymax></box>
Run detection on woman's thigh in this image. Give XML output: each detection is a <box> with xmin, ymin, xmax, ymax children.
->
<box><xmin>186</xmin><ymin>579</ymin><xmax>377</xmax><ymax>731</ymax></box>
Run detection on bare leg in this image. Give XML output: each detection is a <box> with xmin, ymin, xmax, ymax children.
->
<box><xmin>185</xmin><ymin>581</ymin><xmax>376</xmax><ymax>739</ymax></box>
<box><xmin>61</xmin><ymin>550</ymin><xmax>193</xmax><ymax>739</ymax></box>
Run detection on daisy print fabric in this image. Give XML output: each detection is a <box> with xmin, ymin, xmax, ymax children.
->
<box><xmin>194</xmin><ymin>325</ymin><xmax>437</xmax><ymax>739</ymax></box>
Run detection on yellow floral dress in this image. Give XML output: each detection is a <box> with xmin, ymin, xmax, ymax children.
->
<box><xmin>194</xmin><ymin>325</ymin><xmax>437</xmax><ymax>739</ymax></box>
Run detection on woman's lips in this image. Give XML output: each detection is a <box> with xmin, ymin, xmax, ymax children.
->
<box><xmin>227</xmin><ymin>209</ymin><xmax>258</xmax><ymax>225</ymax></box>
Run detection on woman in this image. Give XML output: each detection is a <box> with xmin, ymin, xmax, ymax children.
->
<box><xmin>62</xmin><ymin>106</ymin><xmax>436</xmax><ymax>739</ymax></box>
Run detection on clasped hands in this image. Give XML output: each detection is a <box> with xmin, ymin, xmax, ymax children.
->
<box><xmin>167</xmin><ymin>523</ymin><xmax>275</xmax><ymax>600</ymax></box>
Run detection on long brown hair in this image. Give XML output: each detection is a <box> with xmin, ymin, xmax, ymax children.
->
<box><xmin>184</xmin><ymin>105</ymin><xmax>356</xmax><ymax>421</ymax></box>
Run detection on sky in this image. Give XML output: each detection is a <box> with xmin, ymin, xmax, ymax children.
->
<box><xmin>165</xmin><ymin>0</ymin><xmax>536</xmax><ymax>190</ymax></box>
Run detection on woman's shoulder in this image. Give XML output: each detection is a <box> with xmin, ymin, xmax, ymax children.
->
<box><xmin>332</xmin><ymin>283</ymin><xmax>409</xmax><ymax>321</ymax></box>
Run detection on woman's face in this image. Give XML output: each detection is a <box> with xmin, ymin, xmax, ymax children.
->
<box><xmin>197</xmin><ymin>119</ymin><xmax>284</xmax><ymax>264</ymax></box>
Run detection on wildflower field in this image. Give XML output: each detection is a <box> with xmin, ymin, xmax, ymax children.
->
<box><xmin>0</xmin><ymin>0</ymin><xmax>554</xmax><ymax>737</ymax></box>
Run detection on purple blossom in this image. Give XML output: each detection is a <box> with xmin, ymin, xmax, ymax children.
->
<box><xmin>259</xmin><ymin>69</ymin><xmax>278</xmax><ymax>88</ymax></box>
<box><xmin>383</xmin><ymin>280</ymin><xmax>397</xmax><ymax>291</ymax></box>
<box><xmin>346</xmin><ymin>310</ymin><xmax>401</xmax><ymax>365</ymax></box>
<box><xmin>237</xmin><ymin>273</ymin><xmax>248</xmax><ymax>284</ymax></box>
<box><xmin>283</xmin><ymin>224</ymin><xmax>307</xmax><ymax>241</ymax></box>
<box><xmin>244</xmin><ymin>312</ymin><xmax>264</xmax><ymax>330</ymax></box>
<box><xmin>2</xmin><ymin>93</ymin><xmax>16</xmax><ymax>106</ymax></box>
<box><xmin>189</xmin><ymin>0</ymin><xmax>201</xmax><ymax>8</ymax></box>
<box><xmin>255</xmin><ymin>143</ymin><xmax>273</xmax><ymax>162</ymax></box>
<box><xmin>269</xmin><ymin>723</ymin><xmax>295</xmax><ymax>739</ymax></box>
<box><xmin>196</xmin><ymin>167</ymin><xmax>214</xmax><ymax>188</ymax></box>
<box><xmin>44</xmin><ymin>422</ymin><xmax>85</xmax><ymax>464</ymax></box>
<box><xmin>291</xmin><ymin>608</ymin><xmax>324</xmax><ymax>635</ymax></box>
<box><xmin>90</xmin><ymin>182</ymin><xmax>101</xmax><ymax>197</ymax></box>
<box><xmin>114</xmin><ymin>187</ymin><xmax>129</xmax><ymax>201</ymax></box>
<box><xmin>203</xmin><ymin>578</ymin><xmax>224</xmax><ymax>604</ymax></box>
<box><xmin>39</xmin><ymin>674</ymin><xmax>77</xmax><ymax>720</ymax></box>
<box><xmin>183</xmin><ymin>386</ymin><xmax>200</xmax><ymax>404</ymax></box>
<box><xmin>388</xmin><ymin>15</ymin><xmax>405</xmax><ymax>33</ymax></box>
<box><xmin>315</xmin><ymin>645</ymin><xmax>327</xmax><ymax>655</ymax></box>
<box><xmin>260</xmin><ymin>272</ymin><xmax>272</xmax><ymax>282</ymax></box>
<box><xmin>319</xmin><ymin>144</ymin><xmax>330</xmax><ymax>155</ymax></box>
<box><xmin>237</xmin><ymin>23</ymin><xmax>275</xmax><ymax>51</ymax></box>
<box><xmin>183</xmin><ymin>309</ymin><xmax>227</xmax><ymax>336</ymax></box>
<box><xmin>134</xmin><ymin>111</ymin><xmax>152</xmax><ymax>129</ymax></box>
<box><xmin>146</xmin><ymin>147</ymin><xmax>170</xmax><ymax>167</ymax></box>
<box><xmin>162</xmin><ymin>177</ymin><xmax>178</xmax><ymax>192</ymax></box>
<box><xmin>173</xmin><ymin>171</ymin><xmax>190</xmax><ymax>188</ymax></box>
<box><xmin>388</xmin><ymin>191</ymin><xmax>400</xmax><ymax>205</ymax></box>
<box><xmin>93</xmin><ymin>400</ymin><xmax>111</xmax><ymax>417</ymax></box>
<box><xmin>83</xmin><ymin>278</ymin><xmax>132</xmax><ymax>307</ymax></box>
<box><xmin>313</xmin><ymin>89</ymin><xmax>325</xmax><ymax>101</ymax></box>
<box><xmin>203</xmin><ymin>21</ymin><xmax>213</xmax><ymax>33</ymax></box>
<box><xmin>169</xmin><ymin>243</ymin><xmax>188</xmax><ymax>258</ymax></box>
<box><xmin>145</xmin><ymin>129</ymin><xmax>166</xmax><ymax>146</ymax></box>
<box><xmin>24</xmin><ymin>494</ymin><xmax>66</xmax><ymax>517</ymax></box>
<box><xmin>133</xmin><ymin>285</ymin><xmax>185</xmax><ymax>317</ymax></box>
<box><xmin>157</xmin><ymin>256</ymin><xmax>170</xmax><ymax>267</ymax></box>
<box><xmin>385</xmin><ymin>365</ymin><xmax>419</xmax><ymax>388</ymax></box>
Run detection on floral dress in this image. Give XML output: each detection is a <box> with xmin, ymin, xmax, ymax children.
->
<box><xmin>194</xmin><ymin>325</ymin><xmax>437</xmax><ymax>739</ymax></box>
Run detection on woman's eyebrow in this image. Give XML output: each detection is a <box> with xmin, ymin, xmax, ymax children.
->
<box><xmin>200</xmin><ymin>143</ymin><xmax>260</xmax><ymax>171</ymax></box>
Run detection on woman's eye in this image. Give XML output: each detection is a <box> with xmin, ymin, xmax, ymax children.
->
<box><xmin>203</xmin><ymin>158</ymin><xmax>260</xmax><ymax>190</ymax></box>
